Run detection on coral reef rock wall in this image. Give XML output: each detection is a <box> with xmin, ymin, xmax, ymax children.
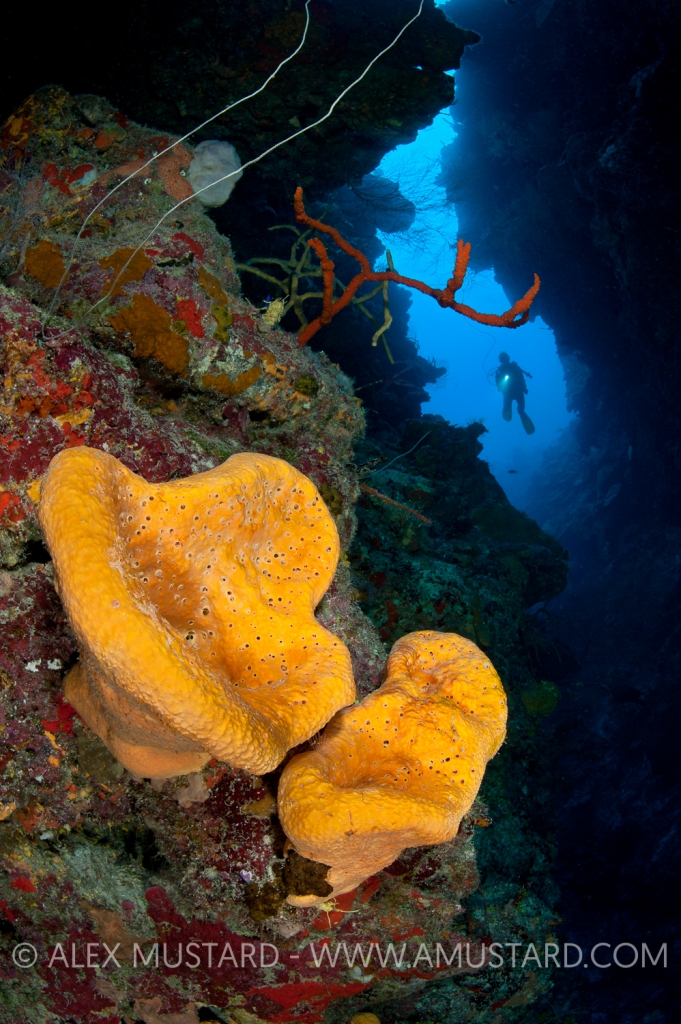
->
<box><xmin>0</xmin><ymin>85</ymin><xmax>569</xmax><ymax>1024</ymax></box>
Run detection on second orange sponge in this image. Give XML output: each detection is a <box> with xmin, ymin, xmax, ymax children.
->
<box><xmin>278</xmin><ymin>631</ymin><xmax>507</xmax><ymax>902</ymax></box>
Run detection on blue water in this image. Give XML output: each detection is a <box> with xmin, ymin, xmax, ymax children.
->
<box><xmin>377</xmin><ymin>108</ymin><xmax>573</xmax><ymax>511</ymax></box>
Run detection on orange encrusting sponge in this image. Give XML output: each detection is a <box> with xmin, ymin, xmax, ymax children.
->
<box><xmin>38</xmin><ymin>447</ymin><xmax>355</xmax><ymax>778</ymax></box>
<box><xmin>278</xmin><ymin>631</ymin><xmax>507</xmax><ymax>903</ymax></box>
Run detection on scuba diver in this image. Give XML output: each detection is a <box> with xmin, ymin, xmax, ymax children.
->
<box><xmin>495</xmin><ymin>352</ymin><xmax>536</xmax><ymax>434</ymax></box>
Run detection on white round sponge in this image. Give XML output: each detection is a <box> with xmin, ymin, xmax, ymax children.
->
<box><xmin>187</xmin><ymin>140</ymin><xmax>243</xmax><ymax>208</ymax></box>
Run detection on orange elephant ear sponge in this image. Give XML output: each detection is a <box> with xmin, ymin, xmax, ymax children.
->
<box><xmin>278</xmin><ymin>631</ymin><xmax>507</xmax><ymax>903</ymax></box>
<box><xmin>38</xmin><ymin>447</ymin><xmax>355</xmax><ymax>778</ymax></box>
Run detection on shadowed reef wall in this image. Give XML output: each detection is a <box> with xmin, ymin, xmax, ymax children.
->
<box><xmin>439</xmin><ymin>0</ymin><xmax>681</xmax><ymax>1017</ymax></box>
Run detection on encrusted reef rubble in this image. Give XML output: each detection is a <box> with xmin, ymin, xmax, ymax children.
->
<box><xmin>1</xmin><ymin>89</ymin><xmax>568</xmax><ymax>1024</ymax></box>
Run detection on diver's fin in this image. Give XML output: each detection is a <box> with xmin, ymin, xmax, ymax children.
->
<box><xmin>502</xmin><ymin>408</ymin><xmax>512</xmax><ymax>422</ymax></box>
<box><xmin>520</xmin><ymin>413</ymin><xmax>536</xmax><ymax>435</ymax></box>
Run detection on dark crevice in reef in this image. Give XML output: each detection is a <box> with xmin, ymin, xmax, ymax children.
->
<box><xmin>244</xmin><ymin>849</ymin><xmax>333</xmax><ymax>923</ymax></box>
<box><xmin>17</xmin><ymin>539</ymin><xmax>52</xmax><ymax>567</ymax></box>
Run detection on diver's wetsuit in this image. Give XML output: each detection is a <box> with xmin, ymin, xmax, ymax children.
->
<box><xmin>495</xmin><ymin>359</ymin><xmax>535</xmax><ymax>434</ymax></box>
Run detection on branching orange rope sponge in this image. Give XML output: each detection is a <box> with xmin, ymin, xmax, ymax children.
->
<box><xmin>293</xmin><ymin>187</ymin><xmax>540</xmax><ymax>345</ymax></box>
<box><xmin>38</xmin><ymin>447</ymin><xmax>355</xmax><ymax>779</ymax></box>
<box><xmin>278</xmin><ymin>631</ymin><xmax>507</xmax><ymax>904</ymax></box>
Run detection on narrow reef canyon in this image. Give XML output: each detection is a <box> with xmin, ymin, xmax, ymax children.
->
<box><xmin>0</xmin><ymin>0</ymin><xmax>679</xmax><ymax>1022</ymax></box>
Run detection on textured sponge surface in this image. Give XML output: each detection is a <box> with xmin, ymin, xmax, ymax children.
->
<box><xmin>279</xmin><ymin>631</ymin><xmax>507</xmax><ymax>901</ymax></box>
<box><xmin>39</xmin><ymin>447</ymin><xmax>354</xmax><ymax>777</ymax></box>
<box><xmin>187</xmin><ymin>139</ymin><xmax>243</xmax><ymax>207</ymax></box>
